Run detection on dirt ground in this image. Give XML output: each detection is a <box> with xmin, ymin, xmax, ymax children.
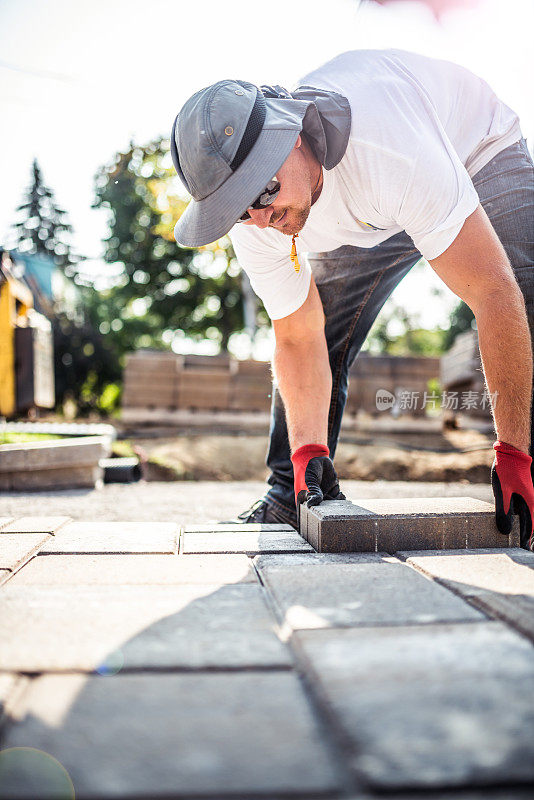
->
<box><xmin>136</xmin><ymin>425</ymin><xmax>495</xmax><ymax>484</ymax></box>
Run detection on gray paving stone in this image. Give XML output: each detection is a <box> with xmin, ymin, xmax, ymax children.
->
<box><xmin>401</xmin><ymin>547</ymin><xmax>534</xmax><ymax>593</ymax></box>
<box><xmin>258</xmin><ymin>558</ymin><xmax>482</xmax><ymax>630</ymax></box>
<box><xmin>2</xmin><ymin>516</ymin><xmax>71</xmax><ymax>534</ymax></box>
<box><xmin>402</xmin><ymin>548</ymin><xmax>534</xmax><ymax>641</ymax></box>
<box><xmin>8</xmin><ymin>553</ymin><xmax>257</xmax><ymax>586</ymax></box>
<box><xmin>294</xmin><ymin>622</ymin><xmax>534</xmax><ymax>790</ymax></box>
<box><xmin>1</xmin><ymin>672</ymin><xmax>339</xmax><ymax>798</ymax></box>
<box><xmin>184</xmin><ymin>522</ymin><xmax>295</xmax><ymax>532</ymax></box>
<box><xmin>182</xmin><ymin>528</ymin><xmax>313</xmax><ymax>555</ymax></box>
<box><xmin>0</xmin><ymin>584</ymin><xmax>290</xmax><ymax>671</ymax></box>
<box><xmin>40</xmin><ymin>520</ymin><xmax>178</xmax><ymax>554</ymax></box>
<box><xmin>302</xmin><ymin>497</ymin><xmax>519</xmax><ymax>552</ymax></box>
<box><xmin>0</xmin><ymin>534</ymin><xmax>50</xmax><ymax>571</ymax></box>
<box><xmin>301</xmin><ymin>500</ymin><xmax>377</xmax><ymax>552</ymax></box>
<box><xmin>368</xmin><ymin>497</ymin><xmax>509</xmax><ymax>551</ymax></box>
<box><xmin>471</xmin><ymin>592</ymin><xmax>534</xmax><ymax>642</ymax></box>
<box><xmin>254</xmin><ymin>552</ymin><xmax>395</xmax><ymax>569</ymax></box>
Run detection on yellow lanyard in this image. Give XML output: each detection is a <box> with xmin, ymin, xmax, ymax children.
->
<box><xmin>290</xmin><ymin>233</ymin><xmax>300</xmax><ymax>273</ymax></box>
<box><xmin>289</xmin><ymin>165</ymin><xmax>322</xmax><ymax>273</ymax></box>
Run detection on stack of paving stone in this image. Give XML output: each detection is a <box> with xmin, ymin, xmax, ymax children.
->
<box><xmin>179</xmin><ymin>353</ymin><xmax>234</xmax><ymax>411</ymax></box>
<box><xmin>0</xmin><ymin>436</ymin><xmax>111</xmax><ymax>491</ymax></box>
<box><xmin>440</xmin><ymin>329</ymin><xmax>491</xmax><ymax>421</ymax></box>
<box><xmin>122</xmin><ymin>351</ymin><xmax>239</xmax><ymax>414</ymax></box>
<box><xmin>346</xmin><ymin>353</ymin><xmax>439</xmax><ymax>417</ymax></box>
<box><xmin>121</xmin><ymin>350</ymin><xmax>182</xmax><ymax>409</ymax></box>
<box><xmin>229</xmin><ymin>358</ymin><xmax>272</xmax><ymax>412</ymax></box>
<box><xmin>0</xmin><ymin>509</ymin><xmax>533</xmax><ymax>799</ymax></box>
<box><xmin>122</xmin><ymin>350</ymin><xmax>441</xmax><ymax>423</ymax></box>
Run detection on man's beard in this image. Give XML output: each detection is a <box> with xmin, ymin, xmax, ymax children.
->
<box><xmin>275</xmin><ymin>203</ymin><xmax>311</xmax><ymax>235</ymax></box>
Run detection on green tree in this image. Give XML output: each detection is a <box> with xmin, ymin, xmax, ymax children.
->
<box><xmin>387</xmin><ymin>327</ymin><xmax>448</xmax><ymax>356</ymax></box>
<box><xmin>443</xmin><ymin>300</ymin><xmax>476</xmax><ymax>350</ymax></box>
<box><xmin>364</xmin><ymin>300</ymin><xmax>448</xmax><ymax>356</ymax></box>
<box><xmin>53</xmin><ymin>311</ymin><xmax>122</xmax><ymax>415</ymax></box>
<box><xmin>12</xmin><ymin>159</ymin><xmax>79</xmax><ymax>275</ymax></box>
<box><xmin>92</xmin><ymin>139</ymin><xmax>247</xmax><ymax>353</ymax></box>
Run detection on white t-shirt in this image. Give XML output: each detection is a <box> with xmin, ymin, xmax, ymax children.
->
<box><xmin>228</xmin><ymin>49</ymin><xmax>522</xmax><ymax>320</ymax></box>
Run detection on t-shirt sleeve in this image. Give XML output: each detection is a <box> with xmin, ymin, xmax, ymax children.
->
<box><xmin>228</xmin><ymin>227</ymin><xmax>312</xmax><ymax>320</ymax></box>
<box><xmin>389</xmin><ymin>129</ymin><xmax>480</xmax><ymax>261</ymax></box>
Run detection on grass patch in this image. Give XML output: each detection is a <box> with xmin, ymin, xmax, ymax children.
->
<box><xmin>111</xmin><ymin>440</ymin><xmax>136</xmax><ymax>458</ymax></box>
<box><xmin>147</xmin><ymin>454</ymin><xmax>195</xmax><ymax>481</ymax></box>
<box><xmin>0</xmin><ymin>432</ymin><xmax>63</xmax><ymax>445</ymax></box>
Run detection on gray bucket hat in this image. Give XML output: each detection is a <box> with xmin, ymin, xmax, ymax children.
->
<box><xmin>171</xmin><ymin>81</ymin><xmax>351</xmax><ymax>247</ymax></box>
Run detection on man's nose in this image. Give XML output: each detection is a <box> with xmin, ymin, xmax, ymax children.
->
<box><xmin>243</xmin><ymin>205</ymin><xmax>273</xmax><ymax>228</ymax></box>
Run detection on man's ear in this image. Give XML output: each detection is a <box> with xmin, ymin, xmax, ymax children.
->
<box><xmin>294</xmin><ymin>134</ymin><xmax>302</xmax><ymax>149</ymax></box>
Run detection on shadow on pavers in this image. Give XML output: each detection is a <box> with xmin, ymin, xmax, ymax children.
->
<box><xmin>0</xmin><ymin>552</ymin><xmax>533</xmax><ymax>798</ymax></box>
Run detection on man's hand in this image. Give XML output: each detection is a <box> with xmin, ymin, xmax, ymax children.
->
<box><xmin>491</xmin><ymin>440</ymin><xmax>534</xmax><ymax>550</ymax></box>
<box><xmin>291</xmin><ymin>444</ymin><xmax>345</xmax><ymax>524</ymax></box>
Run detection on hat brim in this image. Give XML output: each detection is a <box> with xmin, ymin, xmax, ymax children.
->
<box><xmin>173</xmin><ymin>125</ymin><xmax>302</xmax><ymax>248</ymax></box>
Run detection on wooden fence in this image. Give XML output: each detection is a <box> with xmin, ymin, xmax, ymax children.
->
<box><xmin>122</xmin><ymin>350</ymin><xmax>439</xmax><ymax>418</ymax></box>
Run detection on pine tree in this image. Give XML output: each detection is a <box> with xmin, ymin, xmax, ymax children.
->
<box><xmin>12</xmin><ymin>159</ymin><xmax>79</xmax><ymax>275</ymax></box>
<box><xmin>10</xmin><ymin>159</ymin><xmax>121</xmax><ymax>413</ymax></box>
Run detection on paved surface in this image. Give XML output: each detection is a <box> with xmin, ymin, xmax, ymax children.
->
<box><xmin>0</xmin><ymin>515</ymin><xmax>533</xmax><ymax>799</ymax></box>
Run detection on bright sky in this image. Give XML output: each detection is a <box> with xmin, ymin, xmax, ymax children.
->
<box><xmin>1</xmin><ymin>0</ymin><xmax>532</xmax><ymax>346</ymax></box>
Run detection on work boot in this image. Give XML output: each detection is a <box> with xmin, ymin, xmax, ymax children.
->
<box><xmin>220</xmin><ymin>498</ymin><xmax>296</xmax><ymax>527</ymax></box>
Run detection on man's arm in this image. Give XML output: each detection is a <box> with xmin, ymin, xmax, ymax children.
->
<box><xmin>429</xmin><ymin>203</ymin><xmax>533</xmax><ymax>454</ymax></box>
<box><xmin>272</xmin><ymin>275</ymin><xmax>331</xmax><ymax>452</ymax></box>
<box><xmin>272</xmin><ymin>277</ymin><xmax>346</xmax><ymax>511</ymax></box>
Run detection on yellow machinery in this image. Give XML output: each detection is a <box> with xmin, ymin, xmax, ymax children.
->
<box><xmin>0</xmin><ymin>251</ymin><xmax>55</xmax><ymax>417</ymax></box>
<box><xmin>0</xmin><ymin>256</ymin><xmax>33</xmax><ymax>416</ymax></box>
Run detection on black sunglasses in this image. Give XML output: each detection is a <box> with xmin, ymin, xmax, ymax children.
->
<box><xmin>238</xmin><ymin>177</ymin><xmax>281</xmax><ymax>222</ymax></box>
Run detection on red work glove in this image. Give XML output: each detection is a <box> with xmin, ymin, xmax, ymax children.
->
<box><xmin>491</xmin><ymin>440</ymin><xmax>534</xmax><ymax>550</ymax></box>
<box><xmin>291</xmin><ymin>444</ymin><xmax>345</xmax><ymax>520</ymax></box>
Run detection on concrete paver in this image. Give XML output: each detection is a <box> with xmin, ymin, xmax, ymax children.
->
<box><xmin>401</xmin><ymin>548</ymin><xmax>534</xmax><ymax>641</ymax></box>
<box><xmin>1</xmin><ymin>671</ymin><xmax>340</xmax><ymax>798</ymax></box>
<box><xmin>182</xmin><ymin>527</ymin><xmax>313</xmax><ymax>555</ymax></box>
<box><xmin>8</xmin><ymin>553</ymin><xmax>257</xmax><ymax>586</ymax></box>
<box><xmin>185</xmin><ymin>522</ymin><xmax>295</xmax><ymax>532</ymax></box>
<box><xmin>40</xmin><ymin>520</ymin><xmax>179</xmax><ymax>554</ymax></box>
<box><xmin>0</xmin><ymin>584</ymin><xmax>290</xmax><ymax>671</ymax></box>
<box><xmin>294</xmin><ymin>622</ymin><xmax>534</xmax><ymax>790</ymax></box>
<box><xmin>469</xmin><ymin>592</ymin><xmax>534</xmax><ymax>643</ymax></box>
<box><xmin>301</xmin><ymin>500</ymin><xmax>377</xmax><ymax>552</ymax></box>
<box><xmin>1</xmin><ymin>516</ymin><xmax>71</xmax><ymax>534</ymax></box>
<box><xmin>302</xmin><ymin>497</ymin><xmax>519</xmax><ymax>552</ymax></box>
<box><xmin>0</xmin><ymin>534</ymin><xmax>50</xmax><ymax>571</ymax></box>
<box><xmin>254</xmin><ymin>552</ymin><xmax>395</xmax><ymax>568</ymax></box>
<box><xmin>258</xmin><ymin>555</ymin><xmax>483</xmax><ymax>630</ymax></box>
